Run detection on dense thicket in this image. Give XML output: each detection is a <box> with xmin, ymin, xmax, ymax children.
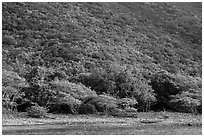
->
<box><xmin>2</xmin><ymin>2</ymin><xmax>202</xmax><ymax>114</ymax></box>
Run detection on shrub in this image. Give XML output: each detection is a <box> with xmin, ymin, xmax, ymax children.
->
<box><xmin>132</xmin><ymin>82</ymin><xmax>156</xmax><ymax>112</ymax></box>
<box><xmin>23</xmin><ymin>66</ymin><xmax>57</xmax><ymax>106</ymax></box>
<box><xmin>22</xmin><ymin>66</ymin><xmax>96</xmax><ymax>111</ymax></box>
<box><xmin>150</xmin><ymin>71</ymin><xmax>180</xmax><ymax>97</ymax></box>
<box><xmin>61</xmin><ymin>94</ymin><xmax>82</xmax><ymax>113</ymax></box>
<box><xmin>2</xmin><ymin>99</ymin><xmax>18</xmax><ymax>111</ymax></box>
<box><xmin>2</xmin><ymin>69</ymin><xmax>28</xmax><ymax>110</ymax></box>
<box><xmin>2</xmin><ymin>86</ymin><xmax>18</xmax><ymax>109</ymax></box>
<box><xmin>169</xmin><ymin>95</ymin><xmax>200</xmax><ymax>113</ymax></box>
<box><xmin>150</xmin><ymin>70</ymin><xmax>202</xmax><ymax>113</ymax></box>
<box><xmin>113</xmin><ymin>68</ymin><xmax>156</xmax><ymax>111</ymax></box>
<box><xmin>77</xmin><ymin>69</ymin><xmax>115</xmax><ymax>95</ymax></box>
<box><xmin>169</xmin><ymin>89</ymin><xmax>202</xmax><ymax>113</ymax></box>
<box><xmin>22</xmin><ymin>85</ymin><xmax>55</xmax><ymax>107</ymax></box>
<box><xmin>51</xmin><ymin>79</ymin><xmax>97</xmax><ymax>100</ymax></box>
<box><xmin>174</xmin><ymin>73</ymin><xmax>202</xmax><ymax>92</ymax></box>
<box><xmin>117</xmin><ymin>98</ymin><xmax>138</xmax><ymax>109</ymax></box>
<box><xmin>46</xmin><ymin>92</ymin><xmax>81</xmax><ymax>114</ymax></box>
<box><xmin>27</xmin><ymin>106</ymin><xmax>47</xmax><ymax>118</ymax></box>
<box><xmin>79</xmin><ymin>95</ymin><xmax>139</xmax><ymax>117</ymax></box>
<box><xmin>47</xmin><ymin>102</ymin><xmax>75</xmax><ymax>114</ymax></box>
<box><xmin>149</xmin><ymin>70</ymin><xmax>181</xmax><ymax>110</ymax></box>
<box><xmin>17</xmin><ymin>100</ymin><xmax>37</xmax><ymax>112</ymax></box>
<box><xmin>78</xmin><ymin>103</ymin><xmax>97</xmax><ymax>114</ymax></box>
<box><xmin>98</xmin><ymin>94</ymin><xmax>118</xmax><ymax>102</ymax></box>
<box><xmin>77</xmin><ymin>66</ymin><xmax>157</xmax><ymax>112</ymax></box>
<box><xmin>2</xmin><ymin>69</ymin><xmax>28</xmax><ymax>88</ymax></box>
<box><xmin>23</xmin><ymin>66</ymin><xmax>70</xmax><ymax>106</ymax></box>
<box><xmin>44</xmin><ymin>79</ymin><xmax>95</xmax><ymax>114</ymax></box>
<box><xmin>81</xmin><ymin>95</ymin><xmax>118</xmax><ymax>113</ymax></box>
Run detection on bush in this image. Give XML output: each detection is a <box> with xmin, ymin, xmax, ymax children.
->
<box><xmin>2</xmin><ymin>69</ymin><xmax>28</xmax><ymax>110</ymax></box>
<box><xmin>46</xmin><ymin>93</ymin><xmax>81</xmax><ymax>114</ymax></box>
<box><xmin>113</xmin><ymin>68</ymin><xmax>156</xmax><ymax>111</ymax></box>
<box><xmin>150</xmin><ymin>70</ymin><xmax>202</xmax><ymax>113</ymax></box>
<box><xmin>77</xmin><ymin>66</ymin><xmax>156</xmax><ymax>112</ymax></box>
<box><xmin>98</xmin><ymin>94</ymin><xmax>118</xmax><ymax>101</ymax></box>
<box><xmin>81</xmin><ymin>95</ymin><xmax>118</xmax><ymax>113</ymax></box>
<box><xmin>22</xmin><ymin>66</ymin><xmax>96</xmax><ymax>112</ymax></box>
<box><xmin>2</xmin><ymin>69</ymin><xmax>28</xmax><ymax>87</ymax></box>
<box><xmin>169</xmin><ymin>95</ymin><xmax>200</xmax><ymax>113</ymax></box>
<box><xmin>149</xmin><ymin>71</ymin><xmax>181</xmax><ymax>110</ymax></box>
<box><xmin>174</xmin><ymin>73</ymin><xmax>202</xmax><ymax>92</ymax></box>
<box><xmin>117</xmin><ymin>98</ymin><xmax>138</xmax><ymax>109</ymax></box>
<box><xmin>23</xmin><ymin>66</ymin><xmax>59</xmax><ymax>106</ymax></box>
<box><xmin>78</xmin><ymin>95</ymin><xmax>136</xmax><ymax>116</ymax></box>
<box><xmin>79</xmin><ymin>95</ymin><xmax>139</xmax><ymax>117</ymax></box>
<box><xmin>2</xmin><ymin>99</ymin><xmax>18</xmax><ymax>111</ymax></box>
<box><xmin>169</xmin><ymin>90</ymin><xmax>201</xmax><ymax>113</ymax></box>
<box><xmin>47</xmin><ymin>102</ymin><xmax>75</xmax><ymax>114</ymax></box>
<box><xmin>22</xmin><ymin>86</ymin><xmax>55</xmax><ymax>107</ymax></box>
<box><xmin>51</xmin><ymin>79</ymin><xmax>97</xmax><ymax>100</ymax></box>
<box><xmin>27</xmin><ymin>106</ymin><xmax>47</xmax><ymax>118</ymax></box>
<box><xmin>78</xmin><ymin>103</ymin><xmax>97</xmax><ymax>114</ymax></box>
<box><xmin>61</xmin><ymin>94</ymin><xmax>82</xmax><ymax>113</ymax></box>
<box><xmin>45</xmin><ymin>79</ymin><xmax>95</xmax><ymax>114</ymax></box>
<box><xmin>17</xmin><ymin>100</ymin><xmax>37</xmax><ymax>112</ymax></box>
<box><xmin>77</xmin><ymin>69</ymin><xmax>115</xmax><ymax>95</ymax></box>
<box><xmin>132</xmin><ymin>83</ymin><xmax>156</xmax><ymax>112</ymax></box>
<box><xmin>2</xmin><ymin>86</ymin><xmax>18</xmax><ymax>110</ymax></box>
<box><xmin>110</xmin><ymin>66</ymin><xmax>156</xmax><ymax>111</ymax></box>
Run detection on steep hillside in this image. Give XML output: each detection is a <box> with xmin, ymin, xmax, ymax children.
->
<box><xmin>2</xmin><ymin>2</ymin><xmax>202</xmax><ymax>114</ymax></box>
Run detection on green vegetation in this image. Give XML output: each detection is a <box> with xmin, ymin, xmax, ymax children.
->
<box><xmin>26</xmin><ymin>106</ymin><xmax>47</xmax><ymax>118</ymax></box>
<box><xmin>2</xmin><ymin>2</ymin><xmax>202</xmax><ymax>116</ymax></box>
<box><xmin>150</xmin><ymin>71</ymin><xmax>201</xmax><ymax>113</ymax></box>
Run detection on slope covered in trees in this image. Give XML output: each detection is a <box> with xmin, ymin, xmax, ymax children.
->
<box><xmin>2</xmin><ymin>2</ymin><xmax>202</xmax><ymax>115</ymax></box>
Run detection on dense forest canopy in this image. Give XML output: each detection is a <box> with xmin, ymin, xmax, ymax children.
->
<box><xmin>2</xmin><ymin>2</ymin><xmax>202</xmax><ymax>115</ymax></box>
